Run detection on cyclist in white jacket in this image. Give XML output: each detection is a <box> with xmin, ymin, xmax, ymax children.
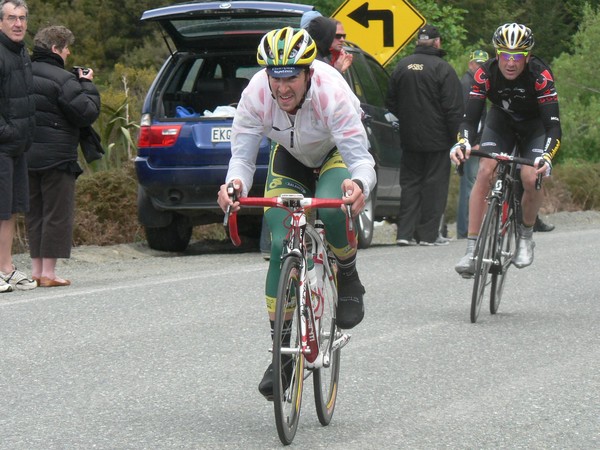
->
<box><xmin>217</xmin><ymin>27</ymin><xmax>375</xmax><ymax>400</ymax></box>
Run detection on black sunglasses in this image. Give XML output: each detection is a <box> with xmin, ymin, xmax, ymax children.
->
<box><xmin>335</xmin><ymin>33</ymin><xmax>346</xmax><ymax>39</ymax></box>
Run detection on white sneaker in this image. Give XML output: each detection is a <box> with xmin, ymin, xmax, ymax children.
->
<box><xmin>0</xmin><ymin>278</ymin><xmax>13</xmax><ymax>293</ymax></box>
<box><xmin>420</xmin><ymin>236</ymin><xmax>451</xmax><ymax>246</ymax></box>
<box><xmin>1</xmin><ymin>266</ymin><xmax>37</xmax><ymax>291</ymax></box>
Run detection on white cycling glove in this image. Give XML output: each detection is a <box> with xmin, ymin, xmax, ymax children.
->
<box><xmin>534</xmin><ymin>155</ymin><xmax>553</xmax><ymax>177</ymax></box>
<box><xmin>450</xmin><ymin>138</ymin><xmax>471</xmax><ymax>159</ymax></box>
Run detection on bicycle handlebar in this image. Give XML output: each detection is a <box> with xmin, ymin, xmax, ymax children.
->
<box><xmin>224</xmin><ymin>195</ymin><xmax>357</xmax><ymax>248</ymax></box>
<box><xmin>468</xmin><ymin>150</ymin><xmax>538</xmax><ymax>167</ymax></box>
<box><xmin>459</xmin><ymin>149</ymin><xmax>544</xmax><ymax>190</ymax></box>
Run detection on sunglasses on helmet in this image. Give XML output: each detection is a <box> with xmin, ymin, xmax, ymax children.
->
<box><xmin>497</xmin><ymin>50</ymin><xmax>529</xmax><ymax>62</ymax></box>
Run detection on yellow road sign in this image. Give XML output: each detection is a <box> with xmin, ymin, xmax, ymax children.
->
<box><xmin>332</xmin><ymin>0</ymin><xmax>425</xmax><ymax>66</ymax></box>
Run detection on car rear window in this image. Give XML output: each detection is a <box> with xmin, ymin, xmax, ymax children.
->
<box><xmin>170</xmin><ymin>17</ymin><xmax>301</xmax><ymax>38</ymax></box>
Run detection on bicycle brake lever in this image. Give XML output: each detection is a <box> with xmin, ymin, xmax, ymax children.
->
<box><xmin>535</xmin><ymin>160</ymin><xmax>545</xmax><ymax>191</ymax></box>
<box><xmin>535</xmin><ymin>174</ymin><xmax>543</xmax><ymax>191</ymax></box>
<box><xmin>345</xmin><ymin>204</ymin><xmax>353</xmax><ymax>232</ymax></box>
<box><xmin>454</xmin><ymin>144</ymin><xmax>466</xmax><ymax>176</ymax></box>
<box><xmin>223</xmin><ymin>204</ymin><xmax>231</xmax><ymax>228</ymax></box>
<box><xmin>223</xmin><ymin>182</ymin><xmax>237</xmax><ymax>228</ymax></box>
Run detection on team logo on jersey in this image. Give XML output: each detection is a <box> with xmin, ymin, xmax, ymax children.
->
<box><xmin>535</xmin><ymin>69</ymin><xmax>554</xmax><ymax>91</ymax></box>
<box><xmin>474</xmin><ymin>67</ymin><xmax>490</xmax><ymax>91</ymax></box>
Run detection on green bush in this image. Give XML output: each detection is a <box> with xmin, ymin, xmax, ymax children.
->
<box><xmin>552</xmin><ymin>4</ymin><xmax>600</xmax><ymax>163</ymax></box>
<box><xmin>551</xmin><ymin>160</ymin><xmax>600</xmax><ymax>210</ymax></box>
<box><xmin>73</xmin><ymin>163</ymin><xmax>141</xmax><ymax>246</ymax></box>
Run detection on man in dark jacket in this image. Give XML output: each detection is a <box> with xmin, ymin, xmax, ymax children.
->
<box><xmin>26</xmin><ymin>25</ymin><xmax>100</xmax><ymax>287</ymax></box>
<box><xmin>0</xmin><ymin>0</ymin><xmax>37</xmax><ymax>292</ymax></box>
<box><xmin>386</xmin><ymin>24</ymin><xmax>463</xmax><ymax>246</ymax></box>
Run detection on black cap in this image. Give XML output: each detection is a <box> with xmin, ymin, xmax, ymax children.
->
<box><xmin>306</xmin><ymin>16</ymin><xmax>336</xmax><ymax>57</ymax></box>
<box><xmin>418</xmin><ymin>24</ymin><xmax>441</xmax><ymax>40</ymax></box>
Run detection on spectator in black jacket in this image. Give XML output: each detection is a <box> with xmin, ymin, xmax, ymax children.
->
<box><xmin>26</xmin><ymin>25</ymin><xmax>100</xmax><ymax>287</ymax></box>
<box><xmin>386</xmin><ymin>24</ymin><xmax>463</xmax><ymax>246</ymax></box>
<box><xmin>0</xmin><ymin>0</ymin><xmax>37</xmax><ymax>293</ymax></box>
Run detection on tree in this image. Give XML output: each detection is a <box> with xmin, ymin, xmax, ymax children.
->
<box><xmin>445</xmin><ymin>0</ymin><xmax>600</xmax><ymax>62</ymax></box>
<box><xmin>26</xmin><ymin>0</ymin><xmax>164</xmax><ymax>70</ymax></box>
<box><xmin>552</xmin><ymin>4</ymin><xmax>600</xmax><ymax>162</ymax></box>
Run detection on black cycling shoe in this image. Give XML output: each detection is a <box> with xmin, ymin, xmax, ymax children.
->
<box><xmin>533</xmin><ymin>216</ymin><xmax>555</xmax><ymax>232</ymax></box>
<box><xmin>336</xmin><ymin>272</ymin><xmax>365</xmax><ymax>329</ymax></box>
<box><xmin>258</xmin><ymin>355</ymin><xmax>293</xmax><ymax>401</ymax></box>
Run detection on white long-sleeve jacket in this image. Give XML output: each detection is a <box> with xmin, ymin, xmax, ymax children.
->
<box><xmin>226</xmin><ymin>59</ymin><xmax>376</xmax><ymax>198</ymax></box>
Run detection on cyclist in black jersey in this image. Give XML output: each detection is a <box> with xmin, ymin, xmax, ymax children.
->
<box><xmin>450</xmin><ymin>23</ymin><xmax>561</xmax><ymax>276</ymax></box>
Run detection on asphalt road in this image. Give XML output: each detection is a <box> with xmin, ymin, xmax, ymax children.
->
<box><xmin>1</xmin><ymin>214</ymin><xmax>599</xmax><ymax>449</ymax></box>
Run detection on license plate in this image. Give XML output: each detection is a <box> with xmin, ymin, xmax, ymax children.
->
<box><xmin>211</xmin><ymin>127</ymin><xmax>231</xmax><ymax>142</ymax></box>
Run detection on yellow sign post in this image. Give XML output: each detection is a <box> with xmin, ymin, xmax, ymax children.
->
<box><xmin>332</xmin><ymin>0</ymin><xmax>425</xmax><ymax>66</ymax></box>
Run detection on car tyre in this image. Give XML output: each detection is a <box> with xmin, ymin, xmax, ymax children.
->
<box><xmin>356</xmin><ymin>193</ymin><xmax>375</xmax><ymax>249</ymax></box>
<box><xmin>145</xmin><ymin>215</ymin><xmax>193</xmax><ymax>252</ymax></box>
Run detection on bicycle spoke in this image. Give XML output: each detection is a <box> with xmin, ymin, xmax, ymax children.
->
<box><xmin>471</xmin><ymin>197</ymin><xmax>499</xmax><ymax>323</ymax></box>
<box><xmin>273</xmin><ymin>257</ymin><xmax>304</xmax><ymax>445</ymax></box>
<box><xmin>313</xmin><ymin>252</ymin><xmax>341</xmax><ymax>426</ymax></box>
<box><xmin>491</xmin><ymin>202</ymin><xmax>517</xmax><ymax>314</ymax></box>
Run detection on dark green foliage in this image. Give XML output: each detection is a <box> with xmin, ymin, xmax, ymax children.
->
<box><xmin>26</xmin><ymin>0</ymin><xmax>167</xmax><ymax>71</ymax></box>
<box><xmin>444</xmin><ymin>0</ymin><xmax>600</xmax><ymax>62</ymax></box>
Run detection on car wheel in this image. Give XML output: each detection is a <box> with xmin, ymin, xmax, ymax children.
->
<box><xmin>144</xmin><ymin>215</ymin><xmax>192</xmax><ymax>252</ymax></box>
<box><xmin>356</xmin><ymin>194</ymin><xmax>374</xmax><ymax>249</ymax></box>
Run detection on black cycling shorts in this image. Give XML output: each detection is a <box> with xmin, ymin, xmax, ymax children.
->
<box><xmin>479</xmin><ymin>107</ymin><xmax>546</xmax><ymax>160</ymax></box>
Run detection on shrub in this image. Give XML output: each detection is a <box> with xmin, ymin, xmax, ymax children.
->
<box><xmin>550</xmin><ymin>160</ymin><xmax>600</xmax><ymax>210</ymax></box>
<box><xmin>73</xmin><ymin>162</ymin><xmax>141</xmax><ymax>246</ymax></box>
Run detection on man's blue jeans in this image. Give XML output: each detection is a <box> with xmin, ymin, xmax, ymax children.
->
<box><xmin>456</xmin><ymin>156</ymin><xmax>479</xmax><ymax>239</ymax></box>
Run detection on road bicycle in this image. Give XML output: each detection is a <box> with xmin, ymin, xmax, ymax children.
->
<box><xmin>462</xmin><ymin>150</ymin><xmax>543</xmax><ymax>323</ymax></box>
<box><xmin>224</xmin><ymin>191</ymin><xmax>355</xmax><ymax>445</ymax></box>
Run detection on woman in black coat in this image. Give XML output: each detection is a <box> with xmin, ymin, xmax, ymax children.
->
<box><xmin>26</xmin><ymin>25</ymin><xmax>100</xmax><ymax>287</ymax></box>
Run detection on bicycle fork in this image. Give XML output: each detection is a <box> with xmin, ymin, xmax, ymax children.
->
<box><xmin>303</xmin><ymin>256</ymin><xmax>351</xmax><ymax>370</ymax></box>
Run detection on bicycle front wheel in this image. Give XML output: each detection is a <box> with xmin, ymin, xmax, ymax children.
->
<box><xmin>471</xmin><ymin>197</ymin><xmax>499</xmax><ymax>323</ymax></box>
<box><xmin>273</xmin><ymin>255</ymin><xmax>304</xmax><ymax>445</ymax></box>
<box><xmin>313</xmin><ymin>252</ymin><xmax>341</xmax><ymax>426</ymax></box>
<box><xmin>491</xmin><ymin>199</ymin><xmax>517</xmax><ymax>314</ymax></box>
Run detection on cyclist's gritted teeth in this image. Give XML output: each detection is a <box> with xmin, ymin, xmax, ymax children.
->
<box><xmin>278</xmin><ymin>92</ymin><xmax>295</xmax><ymax>105</ymax></box>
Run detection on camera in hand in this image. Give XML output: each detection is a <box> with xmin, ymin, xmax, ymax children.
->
<box><xmin>72</xmin><ymin>66</ymin><xmax>90</xmax><ymax>76</ymax></box>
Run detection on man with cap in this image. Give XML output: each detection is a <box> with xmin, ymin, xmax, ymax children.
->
<box><xmin>456</xmin><ymin>49</ymin><xmax>489</xmax><ymax>239</ymax></box>
<box><xmin>386</xmin><ymin>24</ymin><xmax>463</xmax><ymax>246</ymax></box>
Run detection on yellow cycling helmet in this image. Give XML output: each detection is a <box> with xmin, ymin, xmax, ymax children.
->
<box><xmin>257</xmin><ymin>27</ymin><xmax>317</xmax><ymax>77</ymax></box>
<box><xmin>492</xmin><ymin>23</ymin><xmax>534</xmax><ymax>51</ymax></box>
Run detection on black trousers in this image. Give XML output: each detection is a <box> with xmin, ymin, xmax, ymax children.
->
<box><xmin>396</xmin><ymin>150</ymin><xmax>451</xmax><ymax>243</ymax></box>
<box><xmin>26</xmin><ymin>169</ymin><xmax>76</xmax><ymax>259</ymax></box>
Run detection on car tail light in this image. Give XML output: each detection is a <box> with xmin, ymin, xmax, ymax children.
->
<box><xmin>138</xmin><ymin>124</ymin><xmax>182</xmax><ymax>148</ymax></box>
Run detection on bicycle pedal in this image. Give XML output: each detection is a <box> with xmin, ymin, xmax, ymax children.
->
<box><xmin>460</xmin><ymin>273</ymin><xmax>474</xmax><ymax>279</ymax></box>
<box><xmin>331</xmin><ymin>333</ymin><xmax>351</xmax><ymax>352</ymax></box>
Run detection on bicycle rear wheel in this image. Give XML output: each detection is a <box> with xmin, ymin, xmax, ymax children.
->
<box><xmin>313</xmin><ymin>252</ymin><xmax>341</xmax><ymax>426</ymax></box>
<box><xmin>491</xmin><ymin>199</ymin><xmax>517</xmax><ymax>314</ymax></box>
<box><xmin>471</xmin><ymin>197</ymin><xmax>499</xmax><ymax>323</ymax></box>
<box><xmin>273</xmin><ymin>256</ymin><xmax>304</xmax><ymax>445</ymax></box>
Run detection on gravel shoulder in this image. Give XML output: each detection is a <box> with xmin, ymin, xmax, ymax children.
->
<box><xmin>12</xmin><ymin>210</ymin><xmax>600</xmax><ymax>267</ymax></box>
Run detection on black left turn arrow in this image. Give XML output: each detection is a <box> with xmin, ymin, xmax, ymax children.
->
<box><xmin>348</xmin><ymin>2</ymin><xmax>394</xmax><ymax>47</ymax></box>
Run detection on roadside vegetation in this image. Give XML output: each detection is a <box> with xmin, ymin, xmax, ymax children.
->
<box><xmin>13</xmin><ymin>0</ymin><xmax>600</xmax><ymax>251</ymax></box>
